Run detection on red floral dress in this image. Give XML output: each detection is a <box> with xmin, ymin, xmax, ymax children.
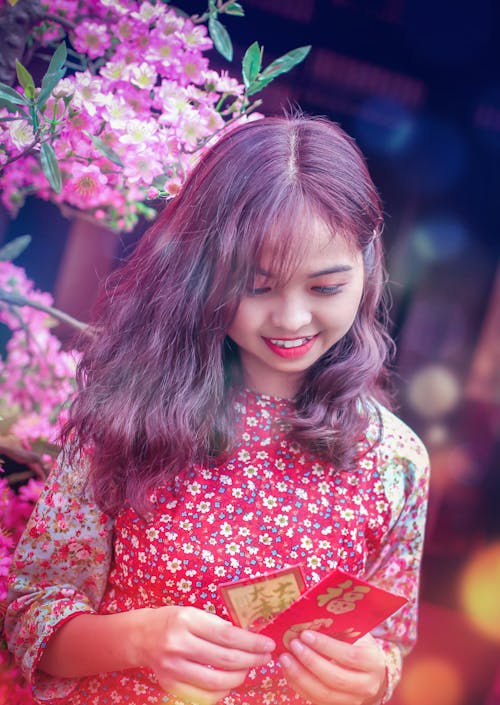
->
<box><xmin>4</xmin><ymin>390</ymin><xmax>430</xmax><ymax>704</ymax></box>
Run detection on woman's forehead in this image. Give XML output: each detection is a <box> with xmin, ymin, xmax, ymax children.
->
<box><xmin>256</xmin><ymin>216</ymin><xmax>359</xmax><ymax>276</ymax></box>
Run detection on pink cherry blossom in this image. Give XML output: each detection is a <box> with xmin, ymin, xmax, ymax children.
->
<box><xmin>64</xmin><ymin>162</ymin><xmax>110</xmax><ymax>209</ymax></box>
<box><xmin>72</xmin><ymin>20</ymin><xmax>112</xmax><ymax>59</ymax></box>
<box><xmin>0</xmin><ymin>0</ymin><xmax>253</xmax><ymax>232</ymax></box>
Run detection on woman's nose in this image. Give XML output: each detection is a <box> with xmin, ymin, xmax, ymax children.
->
<box><xmin>270</xmin><ymin>294</ymin><xmax>313</xmax><ymax>332</ymax></box>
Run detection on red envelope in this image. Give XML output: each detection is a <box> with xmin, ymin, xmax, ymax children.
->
<box><xmin>219</xmin><ymin>566</ymin><xmax>407</xmax><ymax>655</ymax></box>
<box><xmin>219</xmin><ymin>565</ymin><xmax>306</xmax><ymax>629</ymax></box>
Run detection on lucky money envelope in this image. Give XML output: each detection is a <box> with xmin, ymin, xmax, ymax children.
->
<box><xmin>219</xmin><ymin>565</ymin><xmax>407</xmax><ymax>655</ymax></box>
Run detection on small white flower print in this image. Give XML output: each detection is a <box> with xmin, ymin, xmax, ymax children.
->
<box><xmin>225</xmin><ymin>542</ymin><xmax>241</xmax><ymax>556</ymax></box>
<box><xmin>177</xmin><ymin>579</ymin><xmax>192</xmax><ymax>593</ymax></box>
<box><xmin>300</xmin><ymin>536</ymin><xmax>313</xmax><ymax>550</ymax></box>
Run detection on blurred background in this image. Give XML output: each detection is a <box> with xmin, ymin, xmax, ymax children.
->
<box><xmin>1</xmin><ymin>1</ymin><xmax>499</xmax><ymax>703</ymax></box>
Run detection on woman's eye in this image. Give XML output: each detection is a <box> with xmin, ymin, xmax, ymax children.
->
<box><xmin>313</xmin><ymin>285</ymin><xmax>342</xmax><ymax>295</ymax></box>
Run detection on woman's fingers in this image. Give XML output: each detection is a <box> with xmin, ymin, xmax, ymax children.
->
<box><xmin>158</xmin><ymin>657</ymin><xmax>250</xmax><ymax>693</ymax></box>
<box><xmin>289</xmin><ymin>639</ymin><xmax>369</xmax><ymax>693</ymax></box>
<box><xmin>161</xmin><ymin>608</ymin><xmax>274</xmax><ymax>670</ymax></box>
<box><xmin>280</xmin><ymin>652</ymin><xmax>348</xmax><ymax>705</ymax></box>
<box><xmin>185</xmin><ymin>609</ymin><xmax>275</xmax><ymax>654</ymax></box>
<box><xmin>279</xmin><ymin>632</ymin><xmax>386</xmax><ymax>705</ymax></box>
<box><xmin>187</xmin><ymin>633</ymin><xmax>273</xmax><ymax>671</ymax></box>
<box><xmin>147</xmin><ymin>607</ymin><xmax>275</xmax><ymax>702</ymax></box>
<box><xmin>299</xmin><ymin>630</ymin><xmax>384</xmax><ymax>673</ymax></box>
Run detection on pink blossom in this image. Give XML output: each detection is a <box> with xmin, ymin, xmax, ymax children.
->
<box><xmin>8</xmin><ymin>120</ymin><xmax>35</xmax><ymax>150</ymax></box>
<box><xmin>122</xmin><ymin>151</ymin><xmax>164</xmax><ymax>185</ymax></box>
<box><xmin>18</xmin><ymin>479</ymin><xmax>43</xmax><ymax>504</ymax></box>
<box><xmin>72</xmin><ymin>20</ymin><xmax>112</xmax><ymax>59</ymax></box>
<box><xmin>118</xmin><ymin>118</ymin><xmax>158</xmax><ymax>147</ymax></box>
<box><xmin>130</xmin><ymin>0</ymin><xmax>166</xmax><ymax>24</ymax></box>
<box><xmin>64</xmin><ymin>163</ymin><xmax>110</xmax><ymax>208</ymax></box>
<box><xmin>129</xmin><ymin>63</ymin><xmax>157</xmax><ymax>90</ymax></box>
<box><xmin>183</xmin><ymin>24</ymin><xmax>213</xmax><ymax>52</ymax></box>
<box><xmin>0</xmin><ymin>0</ymin><xmax>258</xmax><ymax>233</ymax></box>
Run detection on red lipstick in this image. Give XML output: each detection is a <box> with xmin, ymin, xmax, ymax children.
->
<box><xmin>262</xmin><ymin>335</ymin><xmax>318</xmax><ymax>359</ymax></box>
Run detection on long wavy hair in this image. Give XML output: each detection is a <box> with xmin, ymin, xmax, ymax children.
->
<box><xmin>64</xmin><ymin>114</ymin><xmax>392</xmax><ymax>516</ymax></box>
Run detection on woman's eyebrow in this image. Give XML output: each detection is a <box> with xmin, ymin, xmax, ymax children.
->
<box><xmin>255</xmin><ymin>264</ymin><xmax>353</xmax><ymax>278</ymax></box>
<box><xmin>308</xmin><ymin>265</ymin><xmax>353</xmax><ymax>278</ymax></box>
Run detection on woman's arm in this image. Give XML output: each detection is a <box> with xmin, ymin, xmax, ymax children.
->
<box><xmin>364</xmin><ymin>409</ymin><xmax>430</xmax><ymax>699</ymax></box>
<box><xmin>6</xmin><ymin>452</ymin><xmax>275</xmax><ymax>705</ymax></box>
<box><xmin>279</xmin><ymin>408</ymin><xmax>430</xmax><ymax>705</ymax></box>
<box><xmin>38</xmin><ymin>605</ymin><xmax>275</xmax><ymax>705</ymax></box>
<box><xmin>4</xmin><ymin>449</ymin><xmax>114</xmax><ymax>700</ymax></box>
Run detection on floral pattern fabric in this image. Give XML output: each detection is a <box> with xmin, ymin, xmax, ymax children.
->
<box><xmin>4</xmin><ymin>390</ymin><xmax>430</xmax><ymax>704</ymax></box>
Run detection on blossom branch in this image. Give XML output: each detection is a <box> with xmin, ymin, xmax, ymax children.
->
<box><xmin>0</xmin><ymin>140</ymin><xmax>39</xmax><ymax>171</ymax></box>
<box><xmin>59</xmin><ymin>203</ymin><xmax>124</xmax><ymax>231</ymax></box>
<box><xmin>191</xmin><ymin>0</ymin><xmax>239</xmax><ymax>24</ymax></box>
<box><xmin>0</xmin><ymin>435</ymin><xmax>49</xmax><ymax>481</ymax></box>
<box><xmin>0</xmin><ymin>290</ymin><xmax>89</xmax><ymax>333</ymax></box>
<box><xmin>42</xmin><ymin>12</ymin><xmax>77</xmax><ymax>31</ymax></box>
<box><xmin>181</xmin><ymin>98</ymin><xmax>263</xmax><ymax>155</ymax></box>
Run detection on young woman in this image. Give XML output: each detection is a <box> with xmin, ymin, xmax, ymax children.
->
<box><xmin>4</xmin><ymin>115</ymin><xmax>430</xmax><ymax>705</ymax></box>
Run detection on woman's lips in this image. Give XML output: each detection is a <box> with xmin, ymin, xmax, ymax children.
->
<box><xmin>262</xmin><ymin>334</ymin><xmax>318</xmax><ymax>359</ymax></box>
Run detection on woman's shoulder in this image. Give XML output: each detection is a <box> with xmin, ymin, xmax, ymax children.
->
<box><xmin>366</xmin><ymin>402</ymin><xmax>429</xmax><ymax>473</ymax></box>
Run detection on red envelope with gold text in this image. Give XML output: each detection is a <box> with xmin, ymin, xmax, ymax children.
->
<box><xmin>219</xmin><ymin>565</ymin><xmax>407</xmax><ymax>655</ymax></box>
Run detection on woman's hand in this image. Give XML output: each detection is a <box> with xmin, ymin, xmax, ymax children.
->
<box><xmin>278</xmin><ymin>631</ymin><xmax>387</xmax><ymax>705</ymax></box>
<box><xmin>134</xmin><ymin>606</ymin><xmax>275</xmax><ymax>705</ymax></box>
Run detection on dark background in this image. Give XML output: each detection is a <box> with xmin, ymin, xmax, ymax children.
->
<box><xmin>1</xmin><ymin>1</ymin><xmax>499</xmax><ymax>703</ymax></box>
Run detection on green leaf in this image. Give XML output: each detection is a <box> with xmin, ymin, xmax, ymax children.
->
<box><xmin>169</xmin><ymin>5</ymin><xmax>190</xmax><ymax>18</ymax></box>
<box><xmin>40</xmin><ymin>142</ymin><xmax>62</xmax><ymax>193</ymax></box>
<box><xmin>242</xmin><ymin>42</ymin><xmax>262</xmax><ymax>88</ymax></box>
<box><xmin>0</xmin><ymin>235</ymin><xmax>32</xmax><ymax>262</ymax></box>
<box><xmin>90</xmin><ymin>135</ymin><xmax>124</xmax><ymax>167</ymax></box>
<box><xmin>15</xmin><ymin>60</ymin><xmax>36</xmax><ymax>101</ymax></box>
<box><xmin>0</xmin><ymin>82</ymin><xmax>29</xmax><ymax>106</ymax></box>
<box><xmin>260</xmin><ymin>45</ymin><xmax>311</xmax><ymax>80</ymax></box>
<box><xmin>245</xmin><ymin>75</ymin><xmax>275</xmax><ymax>96</ymax></box>
<box><xmin>208</xmin><ymin>17</ymin><xmax>233</xmax><ymax>61</ymax></box>
<box><xmin>0</xmin><ymin>97</ymin><xmax>28</xmax><ymax>114</ymax></box>
<box><xmin>225</xmin><ymin>2</ymin><xmax>244</xmax><ymax>16</ymax></box>
<box><xmin>37</xmin><ymin>42</ymin><xmax>67</xmax><ymax>108</ymax></box>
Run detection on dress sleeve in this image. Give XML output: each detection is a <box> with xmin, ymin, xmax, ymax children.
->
<box><xmin>3</xmin><ymin>449</ymin><xmax>114</xmax><ymax>701</ymax></box>
<box><xmin>364</xmin><ymin>408</ymin><xmax>431</xmax><ymax>703</ymax></box>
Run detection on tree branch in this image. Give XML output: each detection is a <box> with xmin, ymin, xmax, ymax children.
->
<box><xmin>0</xmin><ymin>289</ymin><xmax>89</xmax><ymax>333</ymax></box>
<box><xmin>0</xmin><ymin>140</ymin><xmax>39</xmax><ymax>171</ymax></box>
<box><xmin>42</xmin><ymin>11</ymin><xmax>76</xmax><ymax>31</ymax></box>
<box><xmin>0</xmin><ymin>0</ymin><xmax>46</xmax><ymax>84</ymax></box>
<box><xmin>191</xmin><ymin>0</ymin><xmax>240</xmax><ymax>24</ymax></box>
<box><xmin>181</xmin><ymin>99</ymin><xmax>262</xmax><ymax>154</ymax></box>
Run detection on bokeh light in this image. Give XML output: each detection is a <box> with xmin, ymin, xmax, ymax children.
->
<box><xmin>398</xmin><ymin>656</ymin><xmax>464</xmax><ymax>705</ymax></box>
<box><xmin>426</xmin><ymin>443</ymin><xmax>474</xmax><ymax>490</ymax></box>
<box><xmin>355</xmin><ymin>97</ymin><xmax>415</xmax><ymax>155</ymax></box>
<box><xmin>424</xmin><ymin>423</ymin><xmax>449</xmax><ymax>447</ymax></box>
<box><xmin>410</xmin><ymin>214</ymin><xmax>469</xmax><ymax>263</ymax></box>
<box><xmin>459</xmin><ymin>541</ymin><xmax>500</xmax><ymax>643</ymax></box>
<box><xmin>407</xmin><ymin>364</ymin><xmax>462</xmax><ymax>419</ymax></box>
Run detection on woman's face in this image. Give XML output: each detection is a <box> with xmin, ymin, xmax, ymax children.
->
<box><xmin>227</xmin><ymin>220</ymin><xmax>364</xmax><ymax>399</ymax></box>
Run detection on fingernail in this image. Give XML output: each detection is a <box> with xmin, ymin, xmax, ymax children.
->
<box><xmin>280</xmin><ymin>654</ymin><xmax>292</xmax><ymax>668</ymax></box>
<box><xmin>290</xmin><ymin>638</ymin><xmax>304</xmax><ymax>654</ymax></box>
<box><xmin>301</xmin><ymin>630</ymin><xmax>316</xmax><ymax>645</ymax></box>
